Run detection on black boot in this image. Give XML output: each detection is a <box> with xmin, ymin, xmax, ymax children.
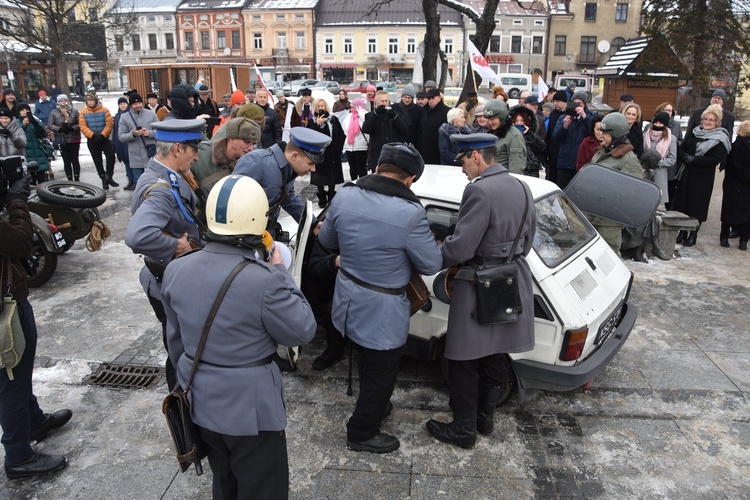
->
<box><xmin>124</xmin><ymin>180</ymin><xmax>134</xmax><ymax>190</ymax></box>
<box><xmin>426</xmin><ymin>411</ymin><xmax>477</xmax><ymax>449</ymax></box>
<box><xmin>676</xmin><ymin>230</ymin><xmax>687</xmax><ymax>244</ymax></box>
<box><xmin>684</xmin><ymin>230</ymin><xmax>698</xmax><ymax>247</ymax></box>
<box><xmin>100</xmin><ymin>176</ymin><xmax>109</xmax><ymax>190</ymax></box>
<box><xmin>107</xmin><ymin>175</ymin><xmax>119</xmax><ymax>187</ymax></box>
<box><xmin>740</xmin><ymin>240</ymin><xmax>748</xmax><ymax>251</ymax></box>
<box><xmin>650</xmin><ymin>238</ymin><xmax>670</xmax><ymax>260</ymax></box>
<box><xmin>318</xmin><ymin>190</ymin><xmax>327</xmax><ymax>209</ymax></box>
<box><xmin>66</xmin><ymin>175</ymin><xmax>73</xmax><ymax>181</ymax></box>
<box><xmin>477</xmin><ymin>386</ymin><xmax>504</xmax><ymax>435</ymax></box>
<box><xmin>632</xmin><ymin>244</ymin><xmax>648</xmax><ymax>262</ymax></box>
<box><xmin>720</xmin><ymin>238</ymin><xmax>730</xmax><ymax>248</ymax></box>
<box><xmin>73</xmin><ymin>176</ymin><xmax>80</xmax><ymax>182</ymax></box>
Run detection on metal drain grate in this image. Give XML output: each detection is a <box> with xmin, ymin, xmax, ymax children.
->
<box><xmin>86</xmin><ymin>363</ymin><xmax>164</xmax><ymax>389</ymax></box>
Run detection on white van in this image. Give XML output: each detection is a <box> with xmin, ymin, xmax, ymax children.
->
<box><xmin>495</xmin><ymin>74</ymin><xmax>533</xmax><ymax>99</ymax></box>
<box><xmin>554</xmin><ymin>74</ymin><xmax>595</xmax><ymax>99</ymax></box>
<box><xmin>290</xmin><ymin>165</ymin><xmax>642</xmax><ymax>406</ymax></box>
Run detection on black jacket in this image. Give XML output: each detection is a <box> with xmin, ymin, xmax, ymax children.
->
<box><xmin>259</xmin><ymin>103</ymin><xmax>282</xmax><ymax>148</ymax></box>
<box><xmin>392</xmin><ymin>101</ymin><xmax>423</xmax><ymax>145</ymax></box>
<box><xmin>721</xmin><ymin>135</ymin><xmax>750</xmax><ymax>225</ymax></box>
<box><xmin>362</xmin><ymin>107</ymin><xmax>409</xmax><ymax>171</ymax></box>
<box><xmin>418</xmin><ymin>101</ymin><xmax>450</xmax><ymax>164</ymax></box>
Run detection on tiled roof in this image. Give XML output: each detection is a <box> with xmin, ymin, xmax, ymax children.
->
<box><xmin>597</xmin><ymin>36</ymin><xmax>683</xmax><ymax>78</ymax></box>
<box><xmin>316</xmin><ymin>0</ymin><xmax>463</xmax><ymax>25</ymax></box>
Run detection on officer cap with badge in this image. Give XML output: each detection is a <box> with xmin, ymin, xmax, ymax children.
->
<box><xmin>451</xmin><ymin>133</ymin><xmax>498</xmax><ymax>162</ymax></box>
<box><xmin>289</xmin><ymin>127</ymin><xmax>331</xmax><ymax>163</ymax></box>
<box><xmin>152</xmin><ymin>118</ymin><xmax>207</xmax><ymax>150</ymax></box>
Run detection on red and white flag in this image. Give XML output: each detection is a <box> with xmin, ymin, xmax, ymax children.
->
<box><xmin>538</xmin><ymin>77</ymin><xmax>549</xmax><ymax>101</ymax></box>
<box><xmin>255</xmin><ymin>65</ymin><xmax>276</xmax><ymax>105</ymax></box>
<box><xmin>467</xmin><ymin>39</ymin><xmax>502</xmax><ymax>85</ymax></box>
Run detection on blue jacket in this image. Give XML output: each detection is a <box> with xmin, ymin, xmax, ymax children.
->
<box><xmin>34</xmin><ymin>99</ymin><xmax>56</xmax><ymax>124</ymax></box>
<box><xmin>162</xmin><ymin>242</ymin><xmax>316</xmax><ymax>436</ymax></box>
<box><xmin>318</xmin><ymin>174</ymin><xmax>443</xmax><ymax>350</ymax></box>
<box><xmin>553</xmin><ymin>109</ymin><xmax>594</xmax><ymax>170</ymax></box>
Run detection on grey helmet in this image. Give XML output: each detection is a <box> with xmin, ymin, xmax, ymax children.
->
<box><xmin>483</xmin><ymin>99</ymin><xmax>509</xmax><ymax>121</ymax></box>
<box><xmin>600</xmin><ymin>112</ymin><xmax>630</xmax><ymax>138</ymax></box>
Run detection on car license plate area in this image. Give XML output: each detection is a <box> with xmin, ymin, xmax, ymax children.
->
<box><xmin>595</xmin><ymin>301</ymin><xmax>623</xmax><ymax>345</ymax></box>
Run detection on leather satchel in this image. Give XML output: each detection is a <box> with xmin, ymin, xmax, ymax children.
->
<box><xmin>162</xmin><ymin>259</ymin><xmax>251</xmax><ymax>475</ymax></box>
<box><xmin>406</xmin><ymin>272</ymin><xmax>429</xmax><ymax>316</ymax></box>
<box><xmin>473</xmin><ymin>179</ymin><xmax>530</xmax><ymax>325</ymax></box>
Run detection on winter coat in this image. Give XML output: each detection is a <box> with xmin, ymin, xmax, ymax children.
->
<box><xmin>589</xmin><ymin>142</ymin><xmax>643</xmax><ymax>229</ymax></box>
<box><xmin>576</xmin><ymin>136</ymin><xmax>599</xmax><ymax>171</ymax></box>
<box><xmin>417</xmin><ymin>100</ymin><xmax>450</xmax><ymax>164</ymax></box>
<box><xmin>440</xmin><ymin>164</ymin><xmax>537</xmax><ymax>360</ymax></box>
<box><xmin>0</xmin><ymin>197</ymin><xmax>33</xmax><ymax>301</ymax></box>
<box><xmin>258</xmin><ymin>103</ymin><xmax>282</xmax><ymax>148</ymax></box>
<box><xmin>362</xmin><ymin>108</ymin><xmax>408</xmax><ymax>171</ymax></box>
<box><xmin>79</xmin><ymin>100</ymin><xmax>114</xmax><ymax>139</ymax></box>
<box><xmin>492</xmin><ymin>120</ymin><xmax>527</xmax><ymax>174</ymax></box>
<box><xmin>627</xmin><ymin>122</ymin><xmax>644</xmax><ymax>158</ymax></box>
<box><xmin>438</xmin><ymin>122</ymin><xmax>471</xmax><ymax>166</ymax></box>
<box><xmin>290</xmin><ymin>99</ymin><xmax>314</xmax><ymax>128</ymax></box>
<box><xmin>545</xmin><ymin>108</ymin><xmax>565</xmax><ymax>167</ymax></box>
<box><xmin>0</xmin><ymin>119</ymin><xmax>26</xmax><ymax>157</ymax></box>
<box><xmin>317</xmin><ymin>174</ymin><xmax>443</xmax><ymax>351</ymax></box>
<box><xmin>458</xmin><ymin>99</ymin><xmax>480</xmax><ymax>127</ymax></box>
<box><xmin>306</xmin><ymin>114</ymin><xmax>345</xmax><ymax>187</ymax></box>
<box><xmin>112</xmin><ymin>110</ymin><xmax>129</xmax><ymax>163</ymax></box>
<box><xmin>510</xmin><ymin>105</ymin><xmax>545</xmax><ymax>176</ymax></box>
<box><xmin>341</xmin><ymin>111</ymin><xmax>369</xmax><ymax>152</ymax></box>
<box><xmin>17</xmin><ymin>116</ymin><xmax>50</xmax><ymax>172</ymax></box>
<box><xmin>34</xmin><ymin>99</ymin><xmax>56</xmax><ymax>124</ymax></box>
<box><xmin>673</xmin><ymin>130</ymin><xmax>730</xmax><ymax>222</ymax></box>
<box><xmin>191</xmin><ymin>121</ymin><xmax>240</xmax><ymax>194</ymax></box>
<box><xmin>392</xmin><ymin>101</ymin><xmax>423</xmax><ymax>145</ymax></box>
<box><xmin>685</xmin><ymin>106</ymin><xmax>735</xmax><ymax>142</ymax></box>
<box><xmin>553</xmin><ymin>108</ymin><xmax>594</xmax><ymax>171</ymax></box>
<box><xmin>118</xmin><ymin>107</ymin><xmax>158</xmax><ymax>169</ymax></box>
<box><xmin>721</xmin><ymin>135</ymin><xmax>750</xmax><ymax>225</ymax></box>
<box><xmin>48</xmin><ymin>107</ymin><xmax>82</xmax><ymax>146</ymax></box>
<box><xmin>332</xmin><ymin>98</ymin><xmax>350</xmax><ymax>113</ymax></box>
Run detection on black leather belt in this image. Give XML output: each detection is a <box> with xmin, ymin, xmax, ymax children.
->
<box><xmin>340</xmin><ymin>268</ymin><xmax>406</xmax><ymax>295</ymax></box>
<box><xmin>185</xmin><ymin>354</ymin><xmax>274</xmax><ymax>369</ymax></box>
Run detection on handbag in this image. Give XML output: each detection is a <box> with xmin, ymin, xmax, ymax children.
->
<box><xmin>162</xmin><ymin>259</ymin><xmax>251</xmax><ymax>475</ymax></box>
<box><xmin>0</xmin><ymin>259</ymin><xmax>25</xmax><ymax>380</ymax></box>
<box><xmin>38</xmin><ymin>138</ymin><xmax>54</xmax><ymax>159</ymax></box>
<box><xmin>675</xmin><ymin>160</ymin><xmax>687</xmax><ymax>183</ymax></box>
<box><xmin>473</xmin><ymin>179</ymin><xmax>530</xmax><ymax>325</ymax></box>
<box><xmin>129</xmin><ymin>110</ymin><xmax>156</xmax><ymax>158</ymax></box>
<box><xmin>53</xmin><ymin>132</ymin><xmax>67</xmax><ymax>150</ymax></box>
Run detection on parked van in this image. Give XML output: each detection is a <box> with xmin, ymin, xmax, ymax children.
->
<box><xmin>554</xmin><ymin>74</ymin><xmax>596</xmax><ymax>100</ymax></box>
<box><xmin>495</xmin><ymin>74</ymin><xmax>533</xmax><ymax>99</ymax></box>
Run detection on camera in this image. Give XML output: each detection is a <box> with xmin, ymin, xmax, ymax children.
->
<box><xmin>565</xmin><ymin>102</ymin><xmax>580</xmax><ymax>117</ymax></box>
<box><xmin>315</xmin><ymin>110</ymin><xmax>328</xmax><ymax>117</ymax></box>
<box><xmin>0</xmin><ymin>156</ymin><xmax>37</xmax><ymax>196</ymax></box>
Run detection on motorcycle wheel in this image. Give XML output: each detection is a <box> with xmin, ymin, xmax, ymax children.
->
<box><xmin>27</xmin><ymin>237</ymin><xmax>58</xmax><ymax>288</ymax></box>
<box><xmin>35</xmin><ymin>181</ymin><xmax>107</xmax><ymax>209</ymax></box>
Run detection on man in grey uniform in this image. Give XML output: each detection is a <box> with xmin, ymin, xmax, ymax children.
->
<box><xmin>125</xmin><ymin>119</ymin><xmax>206</xmax><ymax>390</ymax></box>
<box><xmin>426</xmin><ymin>133</ymin><xmax>536</xmax><ymax>449</ymax></box>
<box><xmin>318</xmin><ymin>143</ymin><xmax>443</xmax><ymax>453</ymax></box>
<box><xmin>233</xmin><ymin>127</ymin><xmax>331</xmax><ymax>235</ymax></box>
<box><xmin>162</xmin><ymin>175</ymin><xmax>316</xmax><ymax>499</ymax></box>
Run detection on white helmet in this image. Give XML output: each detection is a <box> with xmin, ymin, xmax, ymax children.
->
<box><xmin>206</xmin><ymin>175</ymin><xmax>268</xmax><ymax>236</ymax></box>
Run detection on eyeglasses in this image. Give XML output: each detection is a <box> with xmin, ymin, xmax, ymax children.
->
<box><xmin>702</xmin><ymin>118</ymin><xmax>717</xmax><ymax>123</ymax></box>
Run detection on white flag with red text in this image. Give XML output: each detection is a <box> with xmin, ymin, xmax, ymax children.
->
<box><xmin>467</xmin><ymin>39</ymin><xmax>502</xmax><ymax>85</ymax></box>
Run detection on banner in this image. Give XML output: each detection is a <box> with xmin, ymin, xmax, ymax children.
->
<box><xmin>254</xmin><ymin>65</ymin><xmax>275</xmax><ymax>105</ymax></box>
<box><xmin>538</xmin><ymin>77</ymin><xmax>549</xmax><ymax>101</ymax></box>
<box><xmin>467</xmin><ymin>39</ymin><xmax>502</xmax><ymax>85</ymax></box>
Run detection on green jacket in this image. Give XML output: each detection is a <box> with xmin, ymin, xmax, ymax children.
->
<box><xmin>589</xmin><ymin>142</ymin><xmax>642</xmax><ymax>227</ymax></box>
<box><xmin>495</xmin><ymin>124</ymin><xmax>527</xmax><ymax>175</ymax></box>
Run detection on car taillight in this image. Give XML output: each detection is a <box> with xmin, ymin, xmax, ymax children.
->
<box><xmin>560</xmin><ymin>327</ymin><xmax>589</xmax><ymax>361</ymax></box>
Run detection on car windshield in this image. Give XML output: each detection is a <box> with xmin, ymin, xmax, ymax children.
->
<box><xmin>533</xmin><ymin>192</ymin><xmax>597</xmax><ymax>268</ymax></box>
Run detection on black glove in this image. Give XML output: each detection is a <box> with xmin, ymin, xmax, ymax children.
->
<box><xmin>387</xmin><ymin>109</ymin><xmax>397</xmax><ymax>120</ymax></box>
<box><xmin>60</xmin><ymin>123</ymin><xmax>72</xmax><ymax>133</ymax></box>
<box><xmin>0</xmin><ymin>127</ymin><xmax>10</xmax><ymax>137</ymax></box>
<box><xmin>93</xmin><ymin>133</ymin><xmax>106</xmax><ymax>144</ymax></box>
<box><xmin>684</xmin><ymin>154</ymin><xmax>695</xmax><ymax>165</ymax></box>
<box><xmin>375</xmin><ymin>106</ymin><xmax>388</xmax><ymax>116</ymax></box>
<box><xmin>6</xmin><ymin>174</ymin><xmax>32</xmax><ymax>202</ymax></box>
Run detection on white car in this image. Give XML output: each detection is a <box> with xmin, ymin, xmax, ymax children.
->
<box><xmin>289</xmin><ymin>165</ymin><xmax>640</xmax><ymax>405</ymax></box>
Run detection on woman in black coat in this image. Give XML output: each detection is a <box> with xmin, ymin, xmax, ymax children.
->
<box><xmin>674</xmin><ymin>104</ymin><xmax>732</xmax><ymax>246</ymax></box>
<box><xmin>307</xmin><ymin>98</ymin><xmax>345</xmax><ymax>208</ymax></box>
<box><xmin>720</xmin><ymin>120</ymin><xmax>750</xmax><ymax>250</ymax></box>
<box><xmin>623</xmin><ymin>103</ymin><xmax>644</xmax><ymax>159</ymax></box>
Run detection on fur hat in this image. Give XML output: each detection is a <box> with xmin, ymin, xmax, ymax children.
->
<box><xmin>237</xmin><ymin>102</ymin><xmax>266</xmax><ymax>125</ymax></box>
<box><xmin>378</xmin><ymin>143</ymin><xmax>425</xmax><ymax>180</ymax></box>
<box><xmin>223</xmin><ymin>117</ymin><xmax>261</xmax><ymax>142</ymax></box>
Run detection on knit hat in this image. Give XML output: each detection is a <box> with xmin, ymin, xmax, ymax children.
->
<box><xmin>571</xmin><ymin>91</ymin><xmax>588</xmax><ymax>104</ymax></box>
<box><xmin>118</xmin><ymin>97</ymin><xmax>129</xmax><ymax>105</ymax></box>
<box><xmin>552</xmin><ymin>90</ymin><xmax>568</xmax><ymax>102</ymax></box>
<box><xmin>0</xmin><ymin>107</ymin><xmax>13</xmax><ymax>118</ymax></box>
<box><xmin>2</xmin><ymin>88</ymin><xmax>13</xmax><ymax>96</ymax></box>
<box><xmin>229</xmin><ymin>89</ymin><xmax>246</xmax><ymax>106</ymax></box>
<box><xmin>223</xmin><ymin>117</ymin><xmax>261</xmax><ymax>142</ymax></box>
<box><xmin>128</xmin><ymin>93</ymin><xmax>144</xmax><ymax>105</ymax></box>
<box><xmin>424</xmin><ymin>80</ymin><xmax>437</xmax><ymax>88</ymax></box>
<box><xmin>57</xmin><ymin>94</ymin><xmax>69</xmax><ymax>102</ymax></box>
<box><xmin>652</xmin><ymin>111</ymin><xmax>670</xmax><ymax>126</ymax></box>
<box><xmin>367</xmin><ymin>84</ymin><xmax>377</xmax><ymax>93</ymax></box>
<box><xmin>402</xmin><ymin>86</ymin><xmax>415</xmax><ymax>98</ymax></box>
<box><xmin>16</xmin><ymin>101</ymin><xmax>31</xmax><ymax>114</ymax></box>
<box><xmin>712</xmin><ymin>89</ymin><xmax>727</xmax><ymax>101</ymax></box>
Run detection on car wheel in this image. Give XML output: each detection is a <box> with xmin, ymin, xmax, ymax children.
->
<box><xmin>441</xmin><ymin>353</ymin><xmax>516</xmax><ymax>407</ymax></box>
<box><xmin>35</xmin><ymin>181</ymin><xmax>107</xmax><ymax>208</ymax></box>
<box><xmin>508</xmin><ymin>88</ymin><xmax>521</xmax><ymax>99</ymax></box>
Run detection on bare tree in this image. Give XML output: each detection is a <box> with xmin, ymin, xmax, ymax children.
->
<box><xmin>0</xmin><ymin>0</ymin><xmax>136</xmax><ymax>93</ymax></box>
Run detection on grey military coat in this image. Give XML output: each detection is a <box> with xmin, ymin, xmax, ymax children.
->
<box><xmin>162</xmin><ymin>242</ymin><xmax>316</xmax><ymax>436</ymax></box>
<box><xmin>125</xmin><ymin>158</ymin><xmax>201</xmax><ymax>299</ymax></box>
<box><xmin>118</xmin><ymin>108</ymin><xmax>157</xmax><ymax>169</ymax></box>
<box><xmin>441</xmin><ymin>164</ymin><xmax>537</xmax><ymax>360</ymax></box>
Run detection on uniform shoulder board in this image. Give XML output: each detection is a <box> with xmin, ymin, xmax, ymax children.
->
<box><xmin>143</xmin><ymin>179</ymin><xmax>170</xmax><ymax>198</ymax></box>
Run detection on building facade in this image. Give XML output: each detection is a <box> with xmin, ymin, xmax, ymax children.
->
<box><xmin>176</xmin><ymin>0</ymin><xmax>249</xmax><ymax>62</ymax></box>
